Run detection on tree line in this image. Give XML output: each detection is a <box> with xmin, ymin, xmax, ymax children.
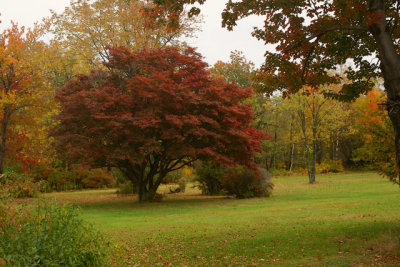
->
<box><xmin>0</xmin><ymin>0</ymin><xmax>397</xmax><ymax>201</ymax></box>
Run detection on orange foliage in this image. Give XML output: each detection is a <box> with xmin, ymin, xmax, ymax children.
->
<box><xmin>0</xmin><ymin>22</ymin><xmax>56</xmax><ymax>173</ymax></box>
<box><xmin>353</xmin><ymin>88</ymin><xmax>398</xmax><ymax>179</ymax></box>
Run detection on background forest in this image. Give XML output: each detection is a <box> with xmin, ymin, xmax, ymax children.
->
<box><xmin>0</xmin><ymin>0</ymin><xmax>395</xmax><ymax>197</ymax></box>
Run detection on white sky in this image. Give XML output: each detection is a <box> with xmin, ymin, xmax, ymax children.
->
<box><xmin>0</xmin><ymin>0</ymin><xmax>267</xmax><ymax>67</ymax></box>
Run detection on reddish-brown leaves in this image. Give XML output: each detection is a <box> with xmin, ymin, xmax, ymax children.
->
<box><xmin>54</xmin><ymin>46</ymin><xmax>264</xmax><ymax>169</ymax></box>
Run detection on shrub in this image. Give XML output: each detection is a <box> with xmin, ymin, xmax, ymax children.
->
<box><xmin>112</xmin><ymin>168</ymin><xmax>128</xmax><ymax>187</ymax></box>
<box><xmin>164</xmin><ymin>169</ymin><xmax>185</xmax><ymax>184</ymax></box>
<box><xmin>165</xmin><ymin>168</ymin><xmax>193</xmax><ymax>192</ymax></box>
<box><xmin>268</xmin><ymin>168</ymin><xmax>291</xmax><ymax>176</ymax></box>
<box><xmin>326</xmin><ymin>160</ymin><xmax>345</xmax><ymax>173</ymax></box>
<box><xmin>116</xmin><ymin>181</ymin><xmax>135</xmax><ymax>195</ymax></box>
<box><xmin>178</xmin><ymin>178</ymin><xmax>186</xmax><ymax>192</ymax></box>
<box><xmin>0</xmin><ymin>199</ymin><xmax>109</xmax><ymax>266</ymax></box>
<box><xmin>152</xmin><ymin>193</ymin><xmax>164</xmax><ymax>202</ymax></box>
<box><xmin>32</xmin><ymin>167</ymin><xmax>114</xmax><ymax>192</ymax></box>
<box><xmin>31</xmin><ymin>165</ymin><xmax>57</xmax><ymax>183</ymax></box>
<box><xmin>316</xmin><ymin>160</ymin><xmax>344</xmax><ymax>174</ymax></box>
<box><xmin>221</xmin><ymin>166</ymin><xmax>273</xmax><ymax>198</ymax></box>
<box><xmin>31</xmin><ymin>164</ymin><xmax>72</xmax><ymax>191</ymax></box>
<box><xmin>194</xmin><ymin>162</ymin><xmax>225</xmax><ymax>195</ymax></box>
<box><xmin>76</xmin><ymin>168</ymin><xmax>114</xmax><ymax>189</ymax></box>
<box><xmin>40</xmin><ymin>169</ymin><xmax>78</xmax><ymax>191</ymax></box>
<box><xmin>0</xmin><ymin>172</ymin><xmax>41</xmax><ymax>198</ymax></box>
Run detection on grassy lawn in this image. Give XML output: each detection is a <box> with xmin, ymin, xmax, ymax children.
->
<box><xmin>45</xmin><ymin>172</ymin><xmax>400</xmax><ymax>266</ymax></box>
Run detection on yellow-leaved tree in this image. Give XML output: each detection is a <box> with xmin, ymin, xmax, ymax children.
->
<box><xmin>0</xmin><ymin>22</ymin><xmax>59</xmax><ymax>173</ymax></box>
<box><xmin>49</xmin><ymin>0</ymin><xmax>200</xmax><ymax>73</ymax></box>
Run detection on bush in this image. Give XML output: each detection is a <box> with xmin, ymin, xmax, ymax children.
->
<box><xmin>165</xmin><ymin>168</ymin><xmax>195</xmax><ymax>192</ymax></box>
<box><xmin>152</xmin><ymin>193</ymin><xmax>164</xmax><ymax>202</ymax></box>
<box><xmin>194</xmin><ymin>162</ymin><xmax>225</xmax><ymax>195</ymax></box>
<box><xmin>164</xmin><ymin>169</ymin><xmax>185</xmax><ymax>184</ymax></box>
<box><xmin>32</xmin><ymin>166</ymin><xmax>114</xmax><ymax>192</ymax></box>
<box><xmin>221</xmin><ymin>166</ymin><xmax>273</xmax><ymax>198</ymax></box>
<box><xmin>268</xmin><ymin>168</ymin><xmax>291</xmax><ymax>176</ymax></box>
<box><xmin>75</xmin><ymin>168</ymin><xmax>114</xmax><ymax>189</ymax></box>
<box><xmin>116</xmin><ymin>181</ymin><xmax>135</xmax><ymax>195</ymax></box>
<box><xmin>316</xmin><ymin>160</ymin><xmax>344</xmax><ymax>174</ymax></box>
<box><xmin>0</xmin><ymin>199</ymin><xmax>109</xmax><ymax>266</ymax></box>
<box><xmin>178</xmin><ymin>178</ymin><xmax>186</xmax><ymax>192</ymax></box>
<box><xmin>46</xmin><ymin>170</ymin><xmax>79</xmax><ymax>191</ymax></box>
<box><xmin>0</xmin><ymin>172</ymin><xmax>41</xmax><ymax>198</ymax></box>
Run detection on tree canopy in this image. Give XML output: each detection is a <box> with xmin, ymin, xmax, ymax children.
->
<box><xmin>53</xmin><ymin>46</ymin><xmax>264</xmax><ymax>201</ymax></box>
<box><xmin>50</xmin><ymin>0</ymin><xmax>200</xmax><ymax>73</ymax></box>
<box><xmin>151</xmin><ymin>0</ymin><xmax>400</xmax><ymax>181</ymax></box>
<box><xmin>0</xmin><ymin>23</ymin><xmax>56</xmax><ymax>173</ymax></box>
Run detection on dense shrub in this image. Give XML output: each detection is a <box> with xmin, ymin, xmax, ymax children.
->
<box><xmin>116</xmin><ymin>181</ymin><xmax>135</xmax><ymax>195</ymax></box>
<box><xmin>194</xmin><ymin>162</ymin><xmax>225</xmax><ymax>195</ymax></box>
<box><xmin>222</xmin><ymin>167</ymin><xmax>273</xmax><ymax>198</ymax></box>
<box><xmin>0</xmin><ymin>199</ymin><xmax>109</xmax><ymax>266</ymax></box>
<box><xmin>164</xmin><ymin>167</ymin><xmax>196</xmax><ymax>192</ymax></box>
<box><xmin>46</xmin><ymin>170</ymin><xmax>79</xmax><ymax>191</ymax></box>
<box><xmin>31</xmin><ymin>166</ymin><xmax>114</xmax><ymax>192</ymax></box>
<box><xmin>178</xmin><ymin>178</ymin><xmax>186</xmax><ymax>192</ymax></box>
<box><xmin>164</xmin><ymin>169</ymin><xmax>185</xmax><ymax>184</ymax></box>
<box><xmin>268</xmin><ymin>168</ymin><xmax>291</xmax><ymax>176</ymax></box>
<box><xmin>75</xmin><ymin>168</ymin><xmax>114</xmax><ymax>189</ymax></box>
<box><xmin>316</xmin><ymin>160</ymin><xmax>344</xmax><ymax>174</ymax></box>
<box><xmin>0</xmin><ymin>172</ymin><xmax>42</xmax><ymax>198</ymax></box>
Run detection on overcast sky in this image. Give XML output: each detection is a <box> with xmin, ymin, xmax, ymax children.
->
<box><xmin>0</xmin><ymin>0</ymin><xmax>267</xmax><ymax>67</ymax></box>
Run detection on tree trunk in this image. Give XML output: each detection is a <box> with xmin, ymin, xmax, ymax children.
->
<box><xmin>369</xmin><ymin>0</ymin><xmax>400</xmax><ymax>183</ymax></box>
<box><xmin>310</xmin><ymin>139</ymin><xmax>316</xmax><ymax>184</ymax></box>
<box><xmin>141</xmin><ymin>190</ymin><xmax>156</xmax><ymax>202</ymax></box>
<box><xmin>0</xmin><ymin>108</ymin><xmax>10</xmax><ymax>174</ymax></box>
<box><xmin>138</xmin><ymin>177</ymin><xmax>144</xmax><ymax>201</ymax></box>
<box><xmin>138</xmin><ymin>178</ymin><xmax>156</xmax><ymax>202</ymax></box>
<box><xmin>309</xmin><ymin>121</ymin><xmax>317</xmax><ymax>183</ymax></box>
<box><xmin>316</xmin><ymin>138</ymin><xmax>323</xmax><ymax>164</ymax></box>
<box><xmin>137</xmin><ymin>172</ymin><xmax>167</xmax><ymax>202</ymax></box>
<box><xmin>389</xmin><ymin>113</ymin><xmax>400</xmax><ymax>185</ymax></box>
<box><xmin>299</xmin><ymin>109</ymin><xmax>315</xmax><ymax>183</ymax></box>
<box><xmin>305</xmin><ymin>148</ymin><xmax>313</xmax><ymax>183</ymax></box>
<box><xmin>335</xmin><ymin>133</ymin><xmax>340</xmax><ymax>161</ymax></box>
<box><xmin>289</xmin><ymin>143</ymin><xmax>294</xmax><ymax>173</ymax></box>
<box><xmin>330</xmin><ymin>133</ymin><xmax>335</xmax><ymax>161</ymax></box>
<box><xmin>287</xmin><ymin>115</ymin><xmax>295</xmax><ymax>172</ymax></box>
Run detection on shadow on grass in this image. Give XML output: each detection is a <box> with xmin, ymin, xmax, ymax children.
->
<box><xmin>80</xmin><ymin>195</ymin><xmax>235</xmax><ymax>210</ymax></box>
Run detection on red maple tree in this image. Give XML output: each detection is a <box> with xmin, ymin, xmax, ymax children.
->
<box><xmin>54</xmin><ymin>46</ymin><xmax>264</xmax><ymax>201</ymax></box>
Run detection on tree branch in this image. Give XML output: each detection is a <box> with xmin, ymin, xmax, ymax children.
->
<box><xmin>284</xmin><ymin>25</ymin><xmax>369</xmax><ymax>53</ymax></box>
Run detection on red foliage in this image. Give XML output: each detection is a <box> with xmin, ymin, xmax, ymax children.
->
<box><xmin>53</xmin><ymin>46</ymin><xmax>265</xmax><ymax>200</ymax></box>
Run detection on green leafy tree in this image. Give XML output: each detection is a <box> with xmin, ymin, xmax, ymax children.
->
<box><xmin>210</xmin><ymin>50</ymin><xmax>254</xmax><ymax>88</ymax></box>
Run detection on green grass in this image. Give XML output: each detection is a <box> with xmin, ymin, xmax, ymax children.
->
<box><xmin>46</xmin><ymin>172</ymin><xmax>400</xmax><ymax>266</ymax></box>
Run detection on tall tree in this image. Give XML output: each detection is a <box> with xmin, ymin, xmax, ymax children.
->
<box><xmin>0</xmin><ymin>23</ymin><xmax>55</xmax><ymax>173</ymax></box>
<box><xmin>210</xmin><ymin>50</ymin><xmax>254</xmax><ymax>88</ymax></box>
<box><xmin>50</xmin><ymin>0</ymin><xmax>200</xmax><ymax>73</ymax></box>
<box><xmin>151</xmin><ymin>0</ymin><xmax>400</xmax><ymax>181</ymax></box>
<box><xmin>53</xmin><ymin>46</ymin><xmax>264</xmax><ymax>201</ymax></box>
<box><xmin>289</xmin><ymin>88</ymin><xmax>335</xmax><ymax>183</ymax></box>
<box><xmin>352</xmin><ymin>88</ymin><xmax>396</xmax><ymax>179</ymax></box>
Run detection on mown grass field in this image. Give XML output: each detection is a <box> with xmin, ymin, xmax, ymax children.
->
<box><xmin>46</xmin><ymin>172</ymin><xmax>400</xmax><ymax>266</ymax></box>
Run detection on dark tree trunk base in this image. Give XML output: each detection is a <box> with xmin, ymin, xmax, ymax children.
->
<box><xmin>388</xmin><ymin>103</ymin><xmax>400</xmax><ymax>184</ymax></box>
